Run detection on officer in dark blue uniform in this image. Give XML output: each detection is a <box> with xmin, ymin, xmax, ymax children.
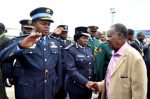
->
<box><xmin>19</xmin><ymin>19</ymin><xmax>34</xmax><ymax>35</ymax></box>
<box><xmin>0</xmin><ymin>7</ymin><xmax>62</xmax><ymax>99</ymax></box>
<box><xmin>58</xmin><ymin>25</ymin><xmax>72</xmax><ymax>48</ymax></box>
<box><xmin>64</xmin><ymin>26</ymin><xmax>98</xmax><ymax>99</ymax></box>
<box><xmin>52</xmin><ymin>25</ymin><xmax>72</xmax><ymax>99</ymax></box>
<box><xmin>51</xmin><ymin>25</ymin><xmax>72</xmax><ymax>48</ymax></box>
<box><xmin>3</xmin><ymin>19</ymin><xmax>34</xmax><ymax>85</ymax></box>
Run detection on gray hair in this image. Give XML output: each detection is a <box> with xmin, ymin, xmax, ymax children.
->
<box><xmin>111</xmin><ymin>23</ymin><xmax>128</xmax><ymax>39</ymax></box>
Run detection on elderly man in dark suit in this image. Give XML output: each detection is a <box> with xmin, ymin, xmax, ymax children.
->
<box><xmin>143</xmin><ymin>44</ymin><xmax>150</xmax><ymax>99</ymax></box>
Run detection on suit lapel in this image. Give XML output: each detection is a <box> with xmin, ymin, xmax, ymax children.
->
<box><xmin>111</xmin><ymin>49</ymin><xmax>127</xmax><ymax>77</ymax></box>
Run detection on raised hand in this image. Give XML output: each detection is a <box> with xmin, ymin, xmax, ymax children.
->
<box><xmin>53</xmin><ymin>27</ymin><xmax>64</xmax><ymax>35</ymax></box>
<box><xmin>19</xmin><ymin>32</ymin><xmax>42</xmax><ymax>48</ymax></box>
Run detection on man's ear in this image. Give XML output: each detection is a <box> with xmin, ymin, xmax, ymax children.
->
<box><xmin>117</xmin><ymin>32</ymin><xmax>123</xmax><ymax>38</ymax></box>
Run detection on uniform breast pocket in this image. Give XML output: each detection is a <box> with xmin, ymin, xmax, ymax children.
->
<box><xmin>50</xmin><ymin>48</ymin><xmax>59</xmax><ymax>62</ymax></box>
<box><xmin>23</xmin><ymin>49</ymin><xmax>37</xmax><ymax>55</ymax></box>
<box><xmin>75</xmin><ymin>56</ymin><xmax>87</xmax><ymax>68</ymax></box>
<box><xmin>51</xmin><ymin>48</ymin><xmax>59</xmax><ymax>54</ymax></box>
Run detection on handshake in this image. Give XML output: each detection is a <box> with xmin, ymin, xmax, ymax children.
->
<box><xmin>86</xmin><ymin>81</ymin><xmax>99</xmax><ymax>92</ymax></box>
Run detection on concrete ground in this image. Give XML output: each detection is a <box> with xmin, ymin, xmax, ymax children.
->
<box><xmin>6</xmin><ymin>86</ymin><xmax>98</xmax><ymax>99</ymax></box>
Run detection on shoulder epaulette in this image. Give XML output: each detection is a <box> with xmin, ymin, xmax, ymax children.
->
<box><xmin>65</xmin><ymin>43</ymin><xmax>74</xmax><ymax>49</ymax></box>
<box><xmin>15</xmin><ymin>35</ymin><xmax>29</xmax><ymax>38</ymax></box>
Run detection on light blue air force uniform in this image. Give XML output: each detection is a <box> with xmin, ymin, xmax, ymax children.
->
<box><xmin>0</xmin><ymin>35</ymin><xmax>62</xmax><ymax>99</ymax></box>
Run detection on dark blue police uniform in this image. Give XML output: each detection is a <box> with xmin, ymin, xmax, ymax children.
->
<box><xmin>60</xmin><ymin>39</ymin><xmax>72</xmax><ymax>48</ymax></box>
<box><xmin>51</xmin><ymin>25</ymin><xmax>72</xmax><ymax>99</ymax></box>
<box><xmin>64</xmin><ymin>43</ymin><xmax>94</xmax><ymax>99</ymax></box>
<box><xmin>64</xmin><ymin>27</ymin><xmax>94</xmax><ymax>99</ymax></box>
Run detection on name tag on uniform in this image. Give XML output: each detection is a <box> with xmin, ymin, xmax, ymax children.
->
<box><xmin>77</xmin><ymin>55</ymin><xmax>85</xmax><ymax>57</ymax></box>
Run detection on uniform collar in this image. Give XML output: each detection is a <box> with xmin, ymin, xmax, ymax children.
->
<box><xmin>89</xmin><ymin>36</ymin><xmax>96</xmax><ymax>40</ymax></box>
<box><xmin>75</xmin><ymin>42</ymin><xmax>85</xmax><ymax>49</ymax></box>
<box><xmin>41</xmin><ymin>36</ymin><xmax>46</xmax><ymax>40</ymax></box>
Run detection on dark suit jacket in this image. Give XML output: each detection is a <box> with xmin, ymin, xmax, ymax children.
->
<box><xmin>143</xmin><ymin>44</ymin><xmax>150</xmax><ymax>99</ymax></box>
<box><xmin>130</xmin><ymin>40</ymin><xmax>142</xmax><ymax>54</ymax></box>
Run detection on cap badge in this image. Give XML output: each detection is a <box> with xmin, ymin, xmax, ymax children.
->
<box><xmin>28</xmin><ymin>20</ymin><xmax>32</xmax><ymax>25</ymax></box>
<box><xmin>64</xmin><ymin>26</ymin><xmax>67</xmax><ymax>29</ymax></box>
<box><xmin>46</xmin><ymin>9</ymin><xmax>51</xmax><ymax>14</ymax></box>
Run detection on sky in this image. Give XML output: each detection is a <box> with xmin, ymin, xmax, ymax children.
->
<box><xmin>0</xmin><ymin>0</ymin><xmax>150</xmax><ymax>36</ymax></box>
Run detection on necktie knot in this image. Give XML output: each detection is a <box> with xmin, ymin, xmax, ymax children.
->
<box><xmin>40</xmin><ymin>37</ymin><xmax>46</xmax><ymax>45</ymax></box>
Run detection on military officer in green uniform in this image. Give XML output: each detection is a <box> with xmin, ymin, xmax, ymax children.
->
<box><xmin>87</xmin><ymin>25</ymin><xmax>100</xmax><ymax>57</ymax></box>
<box><xmin>94</xmin><ymin>41</ymin><xmax>112</xmax><ymax>81</ymax></box>
<box><xmin>0</xmin><ymin>22</ymin><xmax>9</xmax><ymax>99</ymax></box>
<box><xmin>94</xmin><ymin>31</ymin><xmax>112</xmax><ymax>99</ymax></box>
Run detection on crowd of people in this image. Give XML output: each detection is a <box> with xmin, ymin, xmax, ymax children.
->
<box><xmin>0</xmin><ymin>7</ymin><xmax>149</xmax><ymax>99</ymax></box>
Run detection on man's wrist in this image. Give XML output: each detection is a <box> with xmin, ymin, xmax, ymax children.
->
<box><xmin>18</xmin><ymin>42</ymin><xmax>24</xmax><ymax>49</ymax></box>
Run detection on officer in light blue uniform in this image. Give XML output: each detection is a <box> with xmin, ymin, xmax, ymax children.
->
<box><xmin>0</xmin><ymin>7</ymin><xmax>62</xmax><ymax>99</ymax></box>
<box><xmin>64</xmin><ymin>26</ymin><xmax>96</xmax><ymax>99</ymax></box>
